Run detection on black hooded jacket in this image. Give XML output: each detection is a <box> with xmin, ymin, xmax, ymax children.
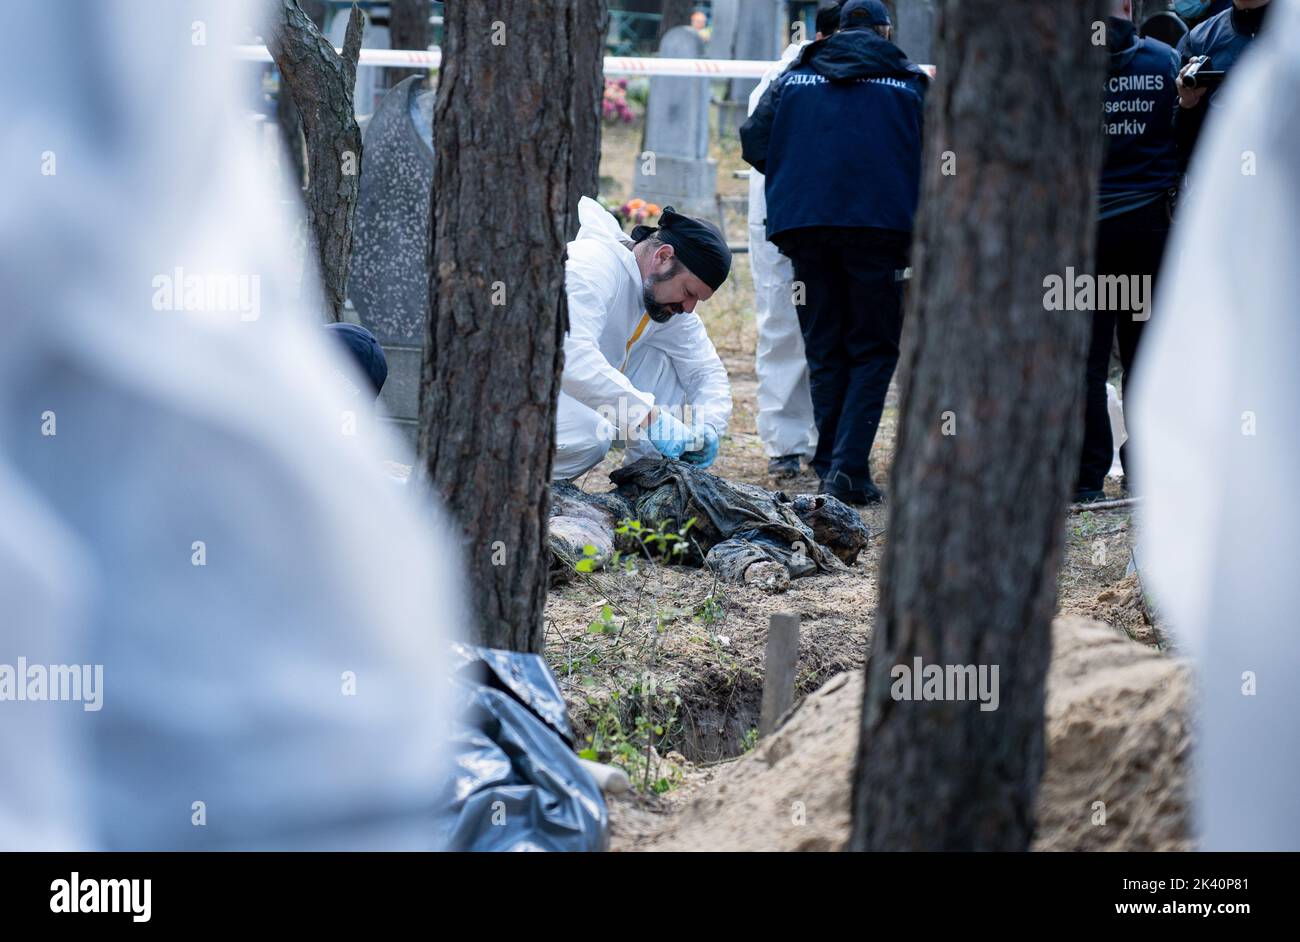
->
<box><xmin>740</xmin><ymin>27</ymin><xmax>928</xmax><ymax>240</ymax></box>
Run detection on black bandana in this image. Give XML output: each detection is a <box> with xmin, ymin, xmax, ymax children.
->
<box><xmin>631</xmin><ymin>206</ymin><xmax>732</xmax><ymax>291</ymax></box>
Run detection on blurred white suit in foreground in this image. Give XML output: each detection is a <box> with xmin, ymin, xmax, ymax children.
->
<box><xmin>1132</xmin><ymin>0</ymin><xmax>1300</xmax><ymax>851</ymax></box>
<box><xmin>0</xmin><ymin>1</ymin><xmax>460</xmax><ymax>849</ymax></box>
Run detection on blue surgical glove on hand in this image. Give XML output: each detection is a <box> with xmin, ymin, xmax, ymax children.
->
<box><xmin>681</xmin><ymin>423</ymin><xmax>720</xmax><ymax>468</ymax></box>
<box><xmin>646</xmin><ymin>410</ymin><xmax>698</xmax><ymax>460</ymax></box>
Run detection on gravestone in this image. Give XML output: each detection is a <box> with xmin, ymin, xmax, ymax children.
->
<box><xmin>348</xmin><ymin>76</ymin><xmax>434</xmax><ymax>453</ymax></box>
<box><xmin>707</xmin><ymin>0</ymin><xmax>740</xmax><ymax>62</ymax></box>
<box><xmin>725</xmin><ymin>0</ymin><xmax>784</xmax><ymax>134</ymax></box>
<box><xmin>893</xmin><ymin>0</ymin><xmax>936</xmax><ymax>66</ymax></box>
<box><xmin>707</xmin><ymin>0</ymin><xmax>743</xmax><ymax>135</ymax></box>
<box><xmin>633</xmin><ymin>25</ymin><xmax>717</xmax><ymax>216</ymax></box>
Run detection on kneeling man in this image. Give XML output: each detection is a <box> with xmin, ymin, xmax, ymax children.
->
<box><xmin>555</xmin><ymin>197</ymin><xmax>733</xmax><ymax>480</ymax></box>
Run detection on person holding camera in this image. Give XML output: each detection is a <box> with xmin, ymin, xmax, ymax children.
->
<box><xmin>1175</xmin><ymin>0</ymin><xmax>1272</xmax><ymax>166</ymax></box>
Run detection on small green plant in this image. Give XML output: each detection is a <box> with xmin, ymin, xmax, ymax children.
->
<box><xmin>552</xmin><ymin>516</ymin><xmax>730</xmax><ymax>796</ymax></box>
<box><xmin>740</xmin><ymin>727</ymin><xmax>759</xmax><ymax>754</ymax></box>
<box><xmin>574</xmin><ymin>543</ymin><xmax>601</xmax><ymax>574</ymax></box>
<box><xmin>571</xmin><ymin>518</ymin><xmax>697</xmax><ymax>578</ymax></box>
<box><xmin>694</xmin><ymin>593</ymin><xmax>725</xmax><ymax>625</ymax></box>
<box><xmin>587</xmin><ymin>604</ymin><xmax>620</xmax><ymax>636</ymax></box>
<box><xmin>616</xmin><ymin>517</ymin><xmax>696</xmax><ymax>561</ymax></box>
<box><xmin>579</xmin><ymin>679</ymin><xmax>683</xmax><ymax>793</ymax></box>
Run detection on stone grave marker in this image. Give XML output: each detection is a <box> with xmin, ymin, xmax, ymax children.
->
<box><xmin>348</xmin><ymin>75</ymin><xmax>433</xmax><ymax>453</ymax></box>
<box><xmin>632</xmin><ymin>25</ymin><xmax>717</xmax><ymax>216</ymax></box>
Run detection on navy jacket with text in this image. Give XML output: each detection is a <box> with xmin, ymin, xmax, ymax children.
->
<box><xmin>1099</xmin><ymin>16</ymin><xmax>1180</xmax><ymax>218</ymax></box>
<box><xmin>740</xmin><ymin>27</ymin><xmax>928</xmax><ymax>243</ymax></box>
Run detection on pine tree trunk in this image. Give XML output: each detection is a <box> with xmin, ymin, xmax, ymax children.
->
<box><xmin>848</xmin><ymin>0</ymin><xmax>1108</xmax><ymax>851</ymax></box>
<box><xmin>268</xmin><ymin>0</ymin><xmax>364</xmax><ymax>322</ymax></box>
<box><xmin>386</xmin><ymin>0</ymin><xmax>432</xmax><ymax>88</ymax></box>
<box><xmin>417</xmin><ymin>0</ymin><xmax>607</xmax><ymax>652</ymax></box>
<box><xmin>275</xmin><ymin>77</ymin><xmax>306</xmax><ymax>191</ymax></box>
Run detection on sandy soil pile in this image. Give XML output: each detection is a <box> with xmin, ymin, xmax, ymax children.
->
<box><xmin>1035</xmin><ymin>616</ymin><xmax>1192</xmax><ymax>850</ymax></box>
<box><xmin>610</xmin><ymin>615</ymin><xmax>1191</xmax><ymax>851</ymax></box>
<box><xmin>1062</xmin><ymin>571</ymin><xmax>1159</xmax><ymax>646</ymax></box>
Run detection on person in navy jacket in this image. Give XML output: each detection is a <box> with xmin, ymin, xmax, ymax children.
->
<box><xmin>739</xmin><ymin>0</ymin><xmax>927</xmax><ymax>506</ymax></box>
<box><xmin>1075</xmin><ymin>0</ymin><xmax>1182</xmax><ymax>501</ymax></box>
<box><xmin>1175</xmin><ymin>0</ymin><xmax>1272</xmax><ymax>166</ymax></box>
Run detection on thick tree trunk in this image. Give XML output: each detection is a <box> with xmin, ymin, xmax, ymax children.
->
<box><xmin>268</xmin><ymin>0</ymin><xmax>364</xmax><ymax>322</ymax></box>
<box><xmin>417</xmin><ymin>0</ymin><xmax>607</xmax><ymax>653</ymax></box>
<box><xmin>275</xmin><ymin>77</ymin><xmax>307</xmax><ymax>190</ymax></box>
<box><xmin>386</xmin><ymin>0</ymin><xmax>432</xmax><ymax>88</ymax></box>
<box><xmin>848</xmin><ymin>0</ymin><xmax>1108</xmax><ymax>851</ymax></box>
<box><xmin>658</xmin><ymin>0</ymin><xmax>696</xmax><ymax>41</ymax></box>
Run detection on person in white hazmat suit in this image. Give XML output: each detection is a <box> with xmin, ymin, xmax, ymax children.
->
<box><xmin>745</xmin><ymin>12</ymin><xmax>840</xmax><ymax>481</ymax></box>
<box><xmin>0</xmin><ymin>0</ymin><xmax>460</xmax><ymax>850</ymax></box>
<box><xmin>555</xmin><ymin>197</ymin><xmax>735</xmax><ymax>480</ymax></box>
<box><xmin>1131</xmin><ymin>0</ymin><xmax>1298</xmax><ymax>851</ymax></box>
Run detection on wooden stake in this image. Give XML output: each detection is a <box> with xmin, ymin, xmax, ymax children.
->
<box><xmin>760</xmin><ymin>613</ymin><xmax>800</xmax><ymax>737</ymax></box>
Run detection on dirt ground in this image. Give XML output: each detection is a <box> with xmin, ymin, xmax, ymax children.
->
<box><xmin>542</xmin><ymin>117</ymin><xmax>1171</xmax><ymax>849</ymax></box>
<box><xmin>607</xmin><ymin>617</ymin><xmax>1190</xmax><ymax>852</ymax></box>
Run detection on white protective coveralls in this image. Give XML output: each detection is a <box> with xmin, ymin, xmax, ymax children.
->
<box><xmin>0</xmin><ymin>0</ymin><xmax>460</xmax><ymax>850</ymax></box>
<box><xmin>1130</xmin><ymin>0</ymin><xmax>1300</xmax><ymax>851</ymax></box>
<box><xmin>747</xmin><ymin>42</ymin><xmax>818</xmax><ymax>461</ymax></box>
<box><xmin>555</xmin><ymin>197</ymin><xmax>733</xmax><ymax>479</ymax></box>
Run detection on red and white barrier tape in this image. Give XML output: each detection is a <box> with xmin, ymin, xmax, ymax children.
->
<box><xmin>235</xmin><ymin>45</ymin><xmax>935</xmax><ymax>80</ymax></box>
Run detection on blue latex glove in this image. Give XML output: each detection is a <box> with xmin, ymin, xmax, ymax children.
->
<box><xmin>681</xmin><ymin>423</ymin><xmax>720</xmax><ymax>468</ymax></box>
<box><xmin>646</xmin><ymin>410</ymin><xmax>698</xmax><ymax>459</ymax></box>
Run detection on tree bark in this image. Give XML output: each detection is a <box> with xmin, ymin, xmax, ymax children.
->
<box><xmin>386</xmin><ymin>0</ymin><xmax>432</xmax><ymax>89</ymax></box>
<box><xmin>417</xmin><ymin>0</ymin><xmax>607</xmax><ymax>653</ymax></box>
<box><xmin>848</xmin><ymin>0</ymin><xmax>1108</xmax><ymax>851</ymax></box>
<box><xmin>268</xmin><ymin>0</ymin><xmax>365</xmax><ymax>322</ymax></box>
<box><xmin>658</xmin><ymin>0</ymin><xmax>696</xmax><ymax>41</ymax></box>
<box><xmin>275</xmin><ymin>76</ymin><xmax>306</xmax><ymax>191</ymax></box>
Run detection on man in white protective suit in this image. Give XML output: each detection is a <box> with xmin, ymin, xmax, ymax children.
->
<box><xmin>1131</xmin><ymin>0</ymin><xmax>1298</xmax><ymax>850</ymax></box>
<box><xmin>745</xmin><ymin>7</ymin><xmax>839</xmax><ymax>481</ymax></box>
<box><xmin>555</xmin><ymin>197</ymin><xmax>734</xmax><ymax>480</ymax></box>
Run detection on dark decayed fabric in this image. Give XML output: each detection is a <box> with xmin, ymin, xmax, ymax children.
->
<box><xmin>548</xmin><ymin>458</ymin><xmax>869</xmax><ymax>584</ymax></box>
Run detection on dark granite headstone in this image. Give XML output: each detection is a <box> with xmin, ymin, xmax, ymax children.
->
<box><xmin>348</xmin><ymin>76</ymin><xmax>434</xmax><ymax>453</ymax></box>
<box><xmin>350</xmin><ymin>76</ymin><xmax>433</xmax><ymax>345</ymax></box>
